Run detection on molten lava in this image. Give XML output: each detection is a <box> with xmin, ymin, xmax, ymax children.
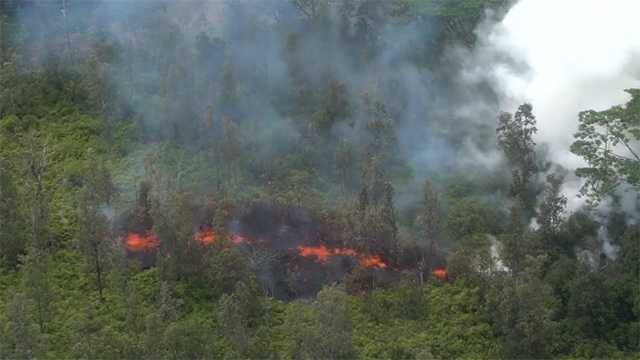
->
<box><xmin>358</xmin><ymin>255</ymin><xmax>387</xmax><ymax>269</ymax></box>
<box><xmin>298</xmin><ymin>245</ymin><xmax>332</xmax><ymax>262</ymax></box>
<box><xmin>124</xmin><ymin>232</ymin><xmax>160</xmax><ymax>252</ymax></box>
<box><xmin>432</xmin><ymin>266</ymin><xmax>448</xmax><ymax>281</ymax></box>
<box><xmin>296</xmin><ymin>245</ymin><xmax>387</xmax><ymax>269</ymax></box>
<box><xmin>194</xmin><ymin>229</ymin><xmax>216</xmax><ymax>246</ymax></box>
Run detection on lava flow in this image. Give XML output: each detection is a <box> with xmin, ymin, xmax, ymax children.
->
<box><xmin>297</xmin><ymin>245</ymin><xmax>387</xmax><ymax>269</ymax></box>
<box><xmin>358</xmin><ymin>255</ymin><xmax>387</xmax><ymax>269</ymax></box>
<box><xmin>432</xmin><ymin>266</ymin><xmax>448</xmax><ymax>281</ymax></box>
<box><xmin>194</xmin><ymin>229</ymin><xmax>216</xmax><ymax>246</ymax></box>
<box><xmin>124</xmin><ymin>232</ymin><xmax>160</xmax><ymax>252</ymax></box>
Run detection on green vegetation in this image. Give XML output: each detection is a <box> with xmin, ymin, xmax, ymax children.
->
<box><xmin>0</xmin><ymin>0</ymin><xmax>638</xmax><ymax>359</ymax></box>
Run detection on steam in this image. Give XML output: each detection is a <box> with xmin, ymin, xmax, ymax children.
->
<box><xmin>466</xmin><ymin>0</ymin><xmax>640</xmax><ymax>209</ymax></box>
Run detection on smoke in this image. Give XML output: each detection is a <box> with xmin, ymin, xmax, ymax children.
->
<box><xmin>466</xmin><ymin>0</ymin><xmax>640</xmax><ymax>209</ymax></box>
<box><xmin>15</xmin><ymin>0</ymin><xmax>640</xmax><ymax>232</ymax></box>
<box><xmin>6</xmin><ymin>0</ymin><xmax>509</xmax><ymax>210</ymax></box>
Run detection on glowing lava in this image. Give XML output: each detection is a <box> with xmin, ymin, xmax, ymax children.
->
<box><xmin>298</xmin><ymin>245</ymin><xmax>332</xmax><ymax>262</ymax></box>
<box><xmin>124</xmin><ymin>232</ymin><xmax>159</xmax><ymax>252</ymax></box>
<box><xmin>432</xmin><ymin>266</ymin><xmax>448</xmax><ymax>281</ymax></box>
<box><xmin>194</xmin><ymin>229</ymin><xmax>216</xmax><ymax>246</ymax></box>
<box><xmin>296</xmin><ymin>245</ymin><xmax>387</xmax><ymax>269</ymax></box>
<box><xmin>358</xmin><ymin>255</ymin><xmax>387</xmax><ymax>269</ymax></box>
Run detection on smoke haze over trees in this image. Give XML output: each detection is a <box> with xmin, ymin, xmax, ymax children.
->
<box><xmin>0</xmin><ymin>0</ymin><xmax>638</xmax><ymax>359</ymax></box>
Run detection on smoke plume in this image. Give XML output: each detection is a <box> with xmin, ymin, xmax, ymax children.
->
<box><xmin>466</xmin><ymin>0</ymin><xmax>640</xmax><ymax>209</ymax></box>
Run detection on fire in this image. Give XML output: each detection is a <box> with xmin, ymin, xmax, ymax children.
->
<box><xmin>194</xmin><ymin>229</ymin><xmax>216</xmax><ymax>246</ymax></box>
<box><xmin>432</xmin><ymin>266</ymin><xmax>448</xmax><ymax>281</ymax></box>
<box><xmin>124</xmin><ymin>232</ymin><xmax>159</xmax><ymax>252</ymax></box>
<box><xmin>298</xmin><ymin>245</ymin><xmax>332</xmax><ymax>262</ymax></box>
<box><xmin>358</xmin><ymin>255</ymin><xmax>387</xmax><ymax>269</ymax></box>
<box><xmin>296</xmin><ymin>245</ymin><xmax>387</xmax><ymax>269</ymax></box>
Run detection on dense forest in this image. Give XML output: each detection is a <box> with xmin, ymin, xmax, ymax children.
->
<box><xmin>0</xmin><ymin>0</ymin><xmax>638</xmax><ymax>359</ymax></box>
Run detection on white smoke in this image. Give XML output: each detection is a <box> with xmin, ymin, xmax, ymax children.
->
<box><xmin>466</xmin><ymin>0</ymin><xmax>640</xmax><ymax>209</ymax></box>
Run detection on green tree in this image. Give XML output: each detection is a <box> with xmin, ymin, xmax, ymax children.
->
<box><xmin>21</xmin><ymin>248</ymin><xmax>54</xmax><ymax>333</ymax></box>
<box><xmin>142</xmin><ymin>281</ymin><xmax>180</xmax><ymax>358</ymax></box>
<box><xmin>284</xmin><ymin>286</ymin><xmax>354</xmax><ymax>359</ymax></box>
<box><xmin>536</xmin><ymin>172</ymin><xmax>568</xmax><ymax>257</ymax></box>
<box><xmin>0</xmin><ymin>159</ymin><xmax>25</xmax><ymax>269</ymax></box>
<box><xmin>417</xmin><ymin>180</ymin><xmax>441</xmax><ymax>281</ymax></box>
<box><xmin>335</xmin><ymin>140</ymin><xmax>354</xmax><ymax>192</ymax></box>
<box><xmin>489</xmin><ymin>256</ymin><xmax>558</xmax><ymax>358</ymax></box>
<box><xmin>21</xmin><ymin>134</ymin><xmax>52</xmax><ymax>250</ymax></box>
<box><xmin>571</xmin><ymin>88</ymin><xmax>640</xmax><ymax>202</ymax></box>
<box><xmin>153</xmin><ymin>192</ymin><xmax>201</xmax><ymax>280</ymax></box>
<box><xmin>77</xmin><ymin>153</ymin><xmax>115</xmax><ymax>300</ymax></box>
<box><xmin>70</xmin><ymin>303</ymin><xmax>120</xmax><ymax>359</ymax></box>
<box><xmin>217</xmin><ymin>279</ymin><xmax>264</xmax><ymax>356</ymax></box>
<box><xmin>0</xmin><ymin>290</ymin><xmax>45</xmax><ymax>359</ymax></box>
<box><xmin>497</xmin><ymin>103</ymin><xmax>539</xmax><ymax>217</ymax></box>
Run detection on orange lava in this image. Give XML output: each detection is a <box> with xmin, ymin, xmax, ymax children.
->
<box><xmin>432</xmin><ymin>266</ymin><xmax>448</xmax><ymax>281</ymax></box>
<box><xmin>124</xmin><ymin>232</ymin><xmax>160</xmax><ymax>252</ymax></box>
<box><xmin>298</xmin><ymin>245</ymin><xmax>332</xmax><ymax>262</ymax></box>
<box><xmin>297</xmin><ymin>245</ymin><xmax>387</xmax><ymax>269</ymax></box>
<box><xmin>194</xmin><ymin>229</ymin><xmax>216</xmax><ymax>246</ymax></box>
<box><xmin>358</xmin><ymin>255</ymin><xmax>387</xmax><ymax>269</ymax></box>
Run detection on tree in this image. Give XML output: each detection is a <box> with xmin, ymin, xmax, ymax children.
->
<box><xmin>77</xmin><ymin>153</ymin><xmax>115</xmax><ymax>300</ymax></box>
<box><xmin>0</xmin><ymin>290</ymin><xmax>45</xmax><ymax>359</ymax></box>
<box><xmin>335</xmin><ymin>140</ymin><xmax>354</xmax><ymax>192</ymax></box>
<box><xmin>0</xmin><ymin>159</ymin><xmax>25</xmax><ymax>269</ymax></box>
<box><xmin>356</xmin><ymin>99</ymin><xmax>399</xmax><ymax>257</ymax></box>
<box><xmin>216</xmin><ymin>279</ymin><xmax>265</xmax><ymax>356</ymax></box>
<box><xmin>284</xmin><ymin>286</ymin><xmax>354</xmax><ymax>359</ymax></box>
<box><xmin>311</xmin><ymin>80</ymin><xmax>350</xmax><ymax>136</ymax></box>
<box><xmin>571</xmin><ymin>88</ymin><xmax>640</xmax><ymax>202</ymax></box>
<box><xmin>497</xmin><ymin>103</ymin><xmax>538</xmax><ymax>216</ymax></box>
<box><xmin>21</xmin><ymin>248</ymin><xmax>54</xmax><ymax>333</ymax></box>
<box><xmin>536</xmin><ymin>172</ymin><xmax>568</xmax><ymax>256</ymax></box>
<box><xmin>70</xmin><ymin>303</ymin><xmax>120</xmax><ymax>359</ymax></box>
<box><xmin>380</xmin><ymin>181</ymin><xmax>398</xmax><ymax>259</ymax></box>
<box><xmin>566</xmin><ymin>270</ymin><xmax>617</xmax><ymax>340</ymax></box>
<box><xmin>21</xmin><ymin>134</ymin><xmax>52</xmax><ymax>250</ymax></box>
<box><xmin>153</xmin><ymin>192</ymin><xmax>200</xmax><ymax>280</ymax></box>
<box><xmin>489</xmin><ymin>256</ymin><xmax>558</xmax><ymax>358</ymax></box>
<box><xmin>417</xmin><ymin>181</ymin><xmax>441</xmax><ymax>281</ymax></box>
<box><xmin>142</xmin><ymin>282</ymin><xmax>180</xmax><ymax>358</ymax></box>
<box><xmin>497</xmin><ymin>104</ymin><xmax>542</xmax><ymax>273</ymax></box>
<box><xmin>131</xmin><ymin>181</ymin><xmax>154</xmax><ymax>234</ymax></box>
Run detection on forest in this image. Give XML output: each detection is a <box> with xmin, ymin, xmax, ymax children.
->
<box><xmin>0</xmin><ymin>0</ymin><xmax>638</xmax><ymax>359</ymax></box>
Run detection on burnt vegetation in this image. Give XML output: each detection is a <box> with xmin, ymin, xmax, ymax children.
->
<box><xmin>0</xmin><ymin>1</ymin><xmax>638</xmax><ymax>359</ymax></box>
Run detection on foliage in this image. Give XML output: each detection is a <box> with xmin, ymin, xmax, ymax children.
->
<box><xmin>0</xmin><ymin>1</ymin><xmax>637</xmax><ymax>359</ymax></box>
<box><xmin>571</xmin><ymin>89</ymin><xmax>640</xmax><ymax>202</ymax></box>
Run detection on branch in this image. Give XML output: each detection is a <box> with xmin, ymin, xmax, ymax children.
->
<box><xmin>617</xmin><ymin>136</ymin><xmax>640</xmax><ymax>162</ymax></box>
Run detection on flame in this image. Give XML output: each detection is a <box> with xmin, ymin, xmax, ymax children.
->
<box><xmin>296</xmin><ymin>245</ymin><xmax>387</xmax><ymax>269</ymax></box>
<box><xmin>124</xmin><ymin>232</ymin><xmax>159</xmax><ymax>252</ymax></box>
<box><xmin>358</xmin><ymin>255</ymin><xmax>387</xmax><ymax>269</ymax></box>
<box><xmin>432</xmin><ymin>266</ymin><xmax>448</xmax><ymax>281</ymax></box>
<box><xmin>194</xmin><ymin>229</ymin><xmax>216</xmax><ymax>246</ymax></box>
<box><xmin>298</xmin><ymin>245</ymin><xmax>332</xmax><ymax>262</ymax></box>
